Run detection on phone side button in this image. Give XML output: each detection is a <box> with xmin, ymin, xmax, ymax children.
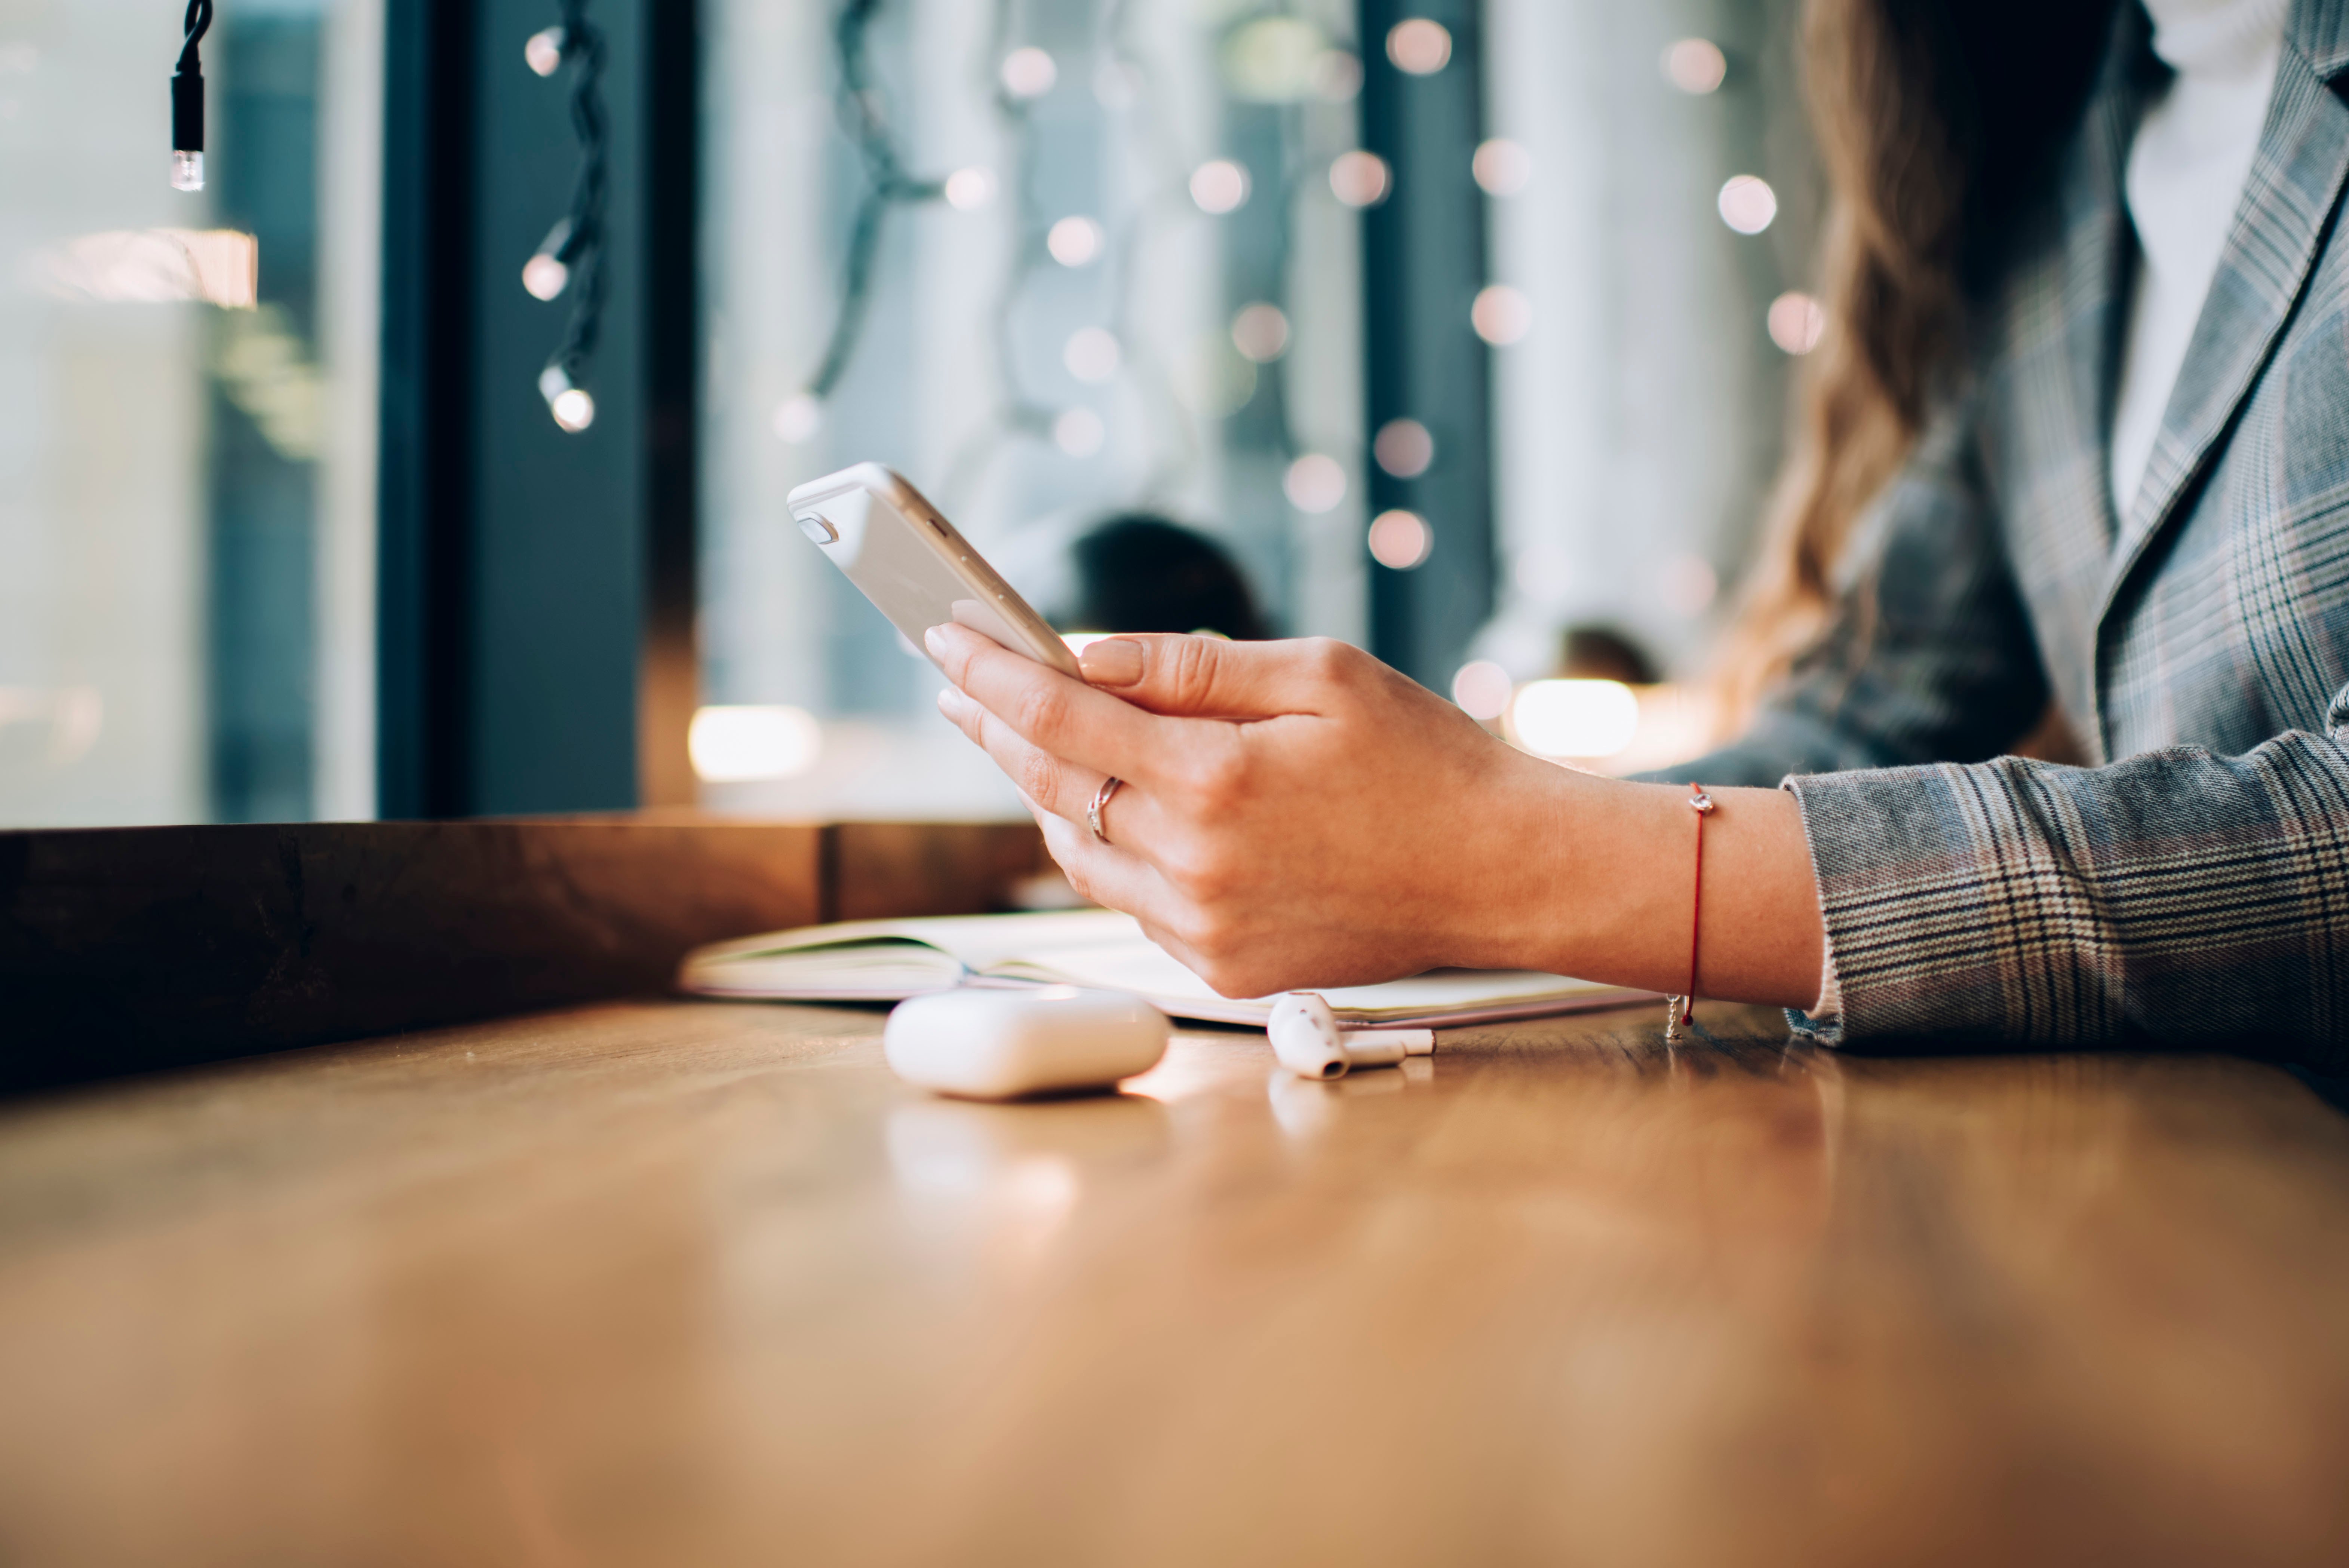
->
<box><xmin>795</xmin><ymin>512</ymin><xmax>838</xmax><ymax>543</ymax></box>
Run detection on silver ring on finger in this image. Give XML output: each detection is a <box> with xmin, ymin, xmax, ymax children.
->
<box><xmin>1088</xmin><ymin>776</ymin><xmax>1123</xmax><ymax>843</ymax></box>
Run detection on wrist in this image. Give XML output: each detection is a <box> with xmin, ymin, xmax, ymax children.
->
<box><xmin>1438</xmin><ymin>757</ymin><xmax>1679</xmax><ymax>980</ymax></box>
<box><xmin>1453</xmin><ymin>762</ymin><xmax>1824</xmax><ymax>1006</ymax></box>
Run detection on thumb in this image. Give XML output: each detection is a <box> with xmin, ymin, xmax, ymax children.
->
<box><xmin>1078</xmin><ymin>634</ymin><xmax>1351</xmax><ymax>718</ymax></box>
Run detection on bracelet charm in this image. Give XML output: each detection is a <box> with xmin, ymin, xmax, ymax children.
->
<box><xmin>1664</xmin><ymin>784</ymin><xmax>1715</xmax><ymax>1043</ymax></box>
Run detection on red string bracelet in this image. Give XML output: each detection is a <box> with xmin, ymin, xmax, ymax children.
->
<box><xmin>1665</xmin><ymin>783</ymin><xmax>1715</xmax><ymax>1042</ymax></box>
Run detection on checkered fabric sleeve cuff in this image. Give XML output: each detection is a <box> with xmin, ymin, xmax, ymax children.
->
<box><xmin>1776</xmin><ymin>739</ymin><xmax>2349</xmax><ymax>1064</ymax></box>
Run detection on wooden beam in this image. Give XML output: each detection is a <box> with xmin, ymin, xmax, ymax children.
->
<box><xmin>0</xmin><ymin>818</ymin><xmax>1046</xmax><ymax>1093</ymax></box>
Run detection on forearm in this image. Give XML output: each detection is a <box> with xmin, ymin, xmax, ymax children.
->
<box><xmin>1470</xmin><ymin>765</ymin><xmax>1826</xmax><ymax>1010</ymax></box>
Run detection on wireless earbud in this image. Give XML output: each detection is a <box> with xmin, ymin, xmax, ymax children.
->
<box><xmin>1270</xmin><ymin>992</ymin><xmax>1349</xmax><ymax>1078</ymax></box>
<box><xmin>1268</xmin><ymin>992</ymin><xmax>1436</xmax><ymax>1079</ymax></box>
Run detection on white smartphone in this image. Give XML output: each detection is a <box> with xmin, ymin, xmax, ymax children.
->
<box><xmin>786</xmin><ymin>462</ymin><xmax>1085</xmax><ymax>681</ymax></box>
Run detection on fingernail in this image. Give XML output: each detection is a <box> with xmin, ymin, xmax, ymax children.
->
<box><xmin>1080</xmin><ymin>638</ymin><xmax>1143</xmax><ymax>686</ymax></box>
<box><xmin>936</xmin><ymin>685</ymin><xmax>974</xmax><ymax>720</ymax></box>
<box><xmin>923</xmin><ymin>625</ymin><xmax>948</xmax><ymax>656</ymax></box>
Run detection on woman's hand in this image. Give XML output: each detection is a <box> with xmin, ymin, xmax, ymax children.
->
<box><xmin>927</xmin><ymin>625</ymin><xmax>1826</xmax><ymax>1005</ymax></box>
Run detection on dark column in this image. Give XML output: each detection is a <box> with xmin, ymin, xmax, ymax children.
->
<box><xmin>1358</xmin><ymin>0</ymin><xmax>1495</xmax><ymax>690</ymax></box>
<box><xmin>378</xmin><ymin>0</ymin><xmax>698</xmax><ymax>818</ymax></box>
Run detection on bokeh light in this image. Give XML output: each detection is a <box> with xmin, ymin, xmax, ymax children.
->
<box><xmin>1231</xmin><ymin>302</ymin><xmax>1291</xmax><ymax>363</ymax></box>
<box><xmin>1367</xmin><ymin>509</ymin><xmax>1432</xmax><ymax>569</ymax></box>
<box><xmin>1329</xmin><ymin>150</ymin><xmax>1392</xmax><ymax>208</ymax></box>
<box><xmin>550</xmin><ymin>388</ymin><xmax>595</xmax><ymax>433</ymax></box>
<box><xmin>943</xmin><ymin>167</ymin><xmax>996</xmax><ymax>211</ymax></box>
<box><xmin>1768</xmin><ymin>291</ymin><xmax>1826</xmax><ymax>354</ymax></box>
<box><xmin>524</xmin><ymin>27</ymin><xmax>564</xmax><ymax>77</ymax></box>
<box><xmin>1373</xmin><ymin>418</ymin><xmax>1435</xmax><ymax>479</ymax></box>
<box><xmin>1662</xmin><ymin>39</ymin><xmax>1728</xmax><ymax>94</ymax></box>
<box><xmin>1717</xmin><ymin>175</ymin><xmax>1777</xmax><ymax>234</ymax></box>
<box><xmin>1471</xmin><ymin>284</ymin><xmax>1533</xmax><ymax>346</ymax></box>
<box><xmin>1386</xmin><ymin>19</ymin><xmax>1453</xmax><ymax>75</ymax></box>
<box><xmin>521</xmin><ymin>253</ymin><xmax>569</xmax><ymax>301</ymax></box>
<box><xmin>1001</xmin><ymin>46</ymin><xmax>1057</xmax><ymax>99</ymax></box>
<box><xmin>771</xmin><ymin>393</ymin><xmax>822</xmax><ymax>444</ymax></box>
<box><xmin>690</xmin><ymin>705</ymin><xmax>822</xmax><ymax>783</ymax></box>
<box><xmin>1047</xmin><ymin>215</ymin><xmax>1103</xmax><ymax>267</ymax></box>
<box><xmin>1451</xmin><ymin>660</ymin><xmax>1513</xmax><ymax>721</ymax></box>
<box><xmin>1510</xmin><ymin>680</ymin><xmax>1640</xmax><ymax>759</ymax></box>
<box><xmin>1190</xmin><ymin>159</ymin><xmax>1251</xmax><ymax>215</ymax></box>
<box><xmin>1284</xmin><ymin>454</ymin><xmax>1348</xmax><ymax>514</ymax></box>
<box><xmin>1473</xmin><ymin>138</ymin><xmax>1533</xmax><ymax>197</ymax></box>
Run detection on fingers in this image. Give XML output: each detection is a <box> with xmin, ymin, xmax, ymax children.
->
<box><xmin>928</xmin><ymin>622</ymin><xmax>1193</xmax><ymax>785</ymax></box>
<box><xmin>1075</xmin><ymin>634</ymin><xmax>1364</xmax><ymax>719</ymax></box>
<box><xmin>937</xmin><ymin>683</ymin><xmax>1121</xmax><ymax>830</ymax></box>
<box><xmin>1030</xmin><ymin>811</ymin><xmax>1216</xmax><ymax>974</ymax></box>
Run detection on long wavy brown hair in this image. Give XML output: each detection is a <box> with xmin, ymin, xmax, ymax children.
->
<box><xmin>1714</xmin><ymin>0</ymin><xmax>2121</xmax><ymax>726</ymax></box>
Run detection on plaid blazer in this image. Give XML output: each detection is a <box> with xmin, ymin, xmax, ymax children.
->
<box><xmin>1678</xmin><ymin>1</ymin><xmax>2349</xmax><ymax>1067</ymax></box>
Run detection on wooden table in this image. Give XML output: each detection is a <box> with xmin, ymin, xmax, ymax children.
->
<box><xmin>1</xmin><ymin>1000</ymin><xmax>2345</xmax><ymax>1566</ymax></box>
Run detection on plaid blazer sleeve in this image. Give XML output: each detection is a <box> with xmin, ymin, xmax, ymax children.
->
<box><xmin>1785</xmin><ymin>718</ymin><xmax>2349</xmax><ymax>1069</ymax></box>
<box><xmin>1653</xmin><ymin>403</ymin><xmax>2348</xmax><ymax>1067</ymax></box>
<box><xmin>1669</xmin><ymin>402</ymin><xmax>2055</xmax><ymax>790</ymax></box>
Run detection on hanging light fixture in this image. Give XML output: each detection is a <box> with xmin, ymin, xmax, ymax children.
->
<box><xmin>170</xmin><ymin>0</ymin><xmax>214</xmax><ymax>191</ymax></box>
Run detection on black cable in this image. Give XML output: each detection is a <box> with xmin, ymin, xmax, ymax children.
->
<box><xmin>171</xmin><ymin>0</ymin><xmax>214</xmax><ymax>190</ymax></box>
<box><xmin>804</xmin><ymin>0</ymin><xmax>946</xmax><ymax>401</ymax></box>
<box><xmin>535</xmin><ymin>0</ymin><xmax>609</xmax><ymax>429</ymax></box>
<box><xmin>176</xmin><ymin>0</ymin><xmax>212</xmax><ymax>72</ymax></box>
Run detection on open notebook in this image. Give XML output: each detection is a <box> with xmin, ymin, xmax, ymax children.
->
<box><xmin>678</xmin><ymin>909</ymin><xmax>1653</xmax><ymax>1028</ymax></box>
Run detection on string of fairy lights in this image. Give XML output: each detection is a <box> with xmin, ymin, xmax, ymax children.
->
<box><xmin>742</xmin><ymin>7</ymin><xmax>1815</xmax><ymax>766</ymax></box>
<box><xmin>521</xmin><ymin>1</ymin><xmax>610</xmax><ymax>433</ymax></box>
<box><xmin>786</xmin><ymin>0</ymin><xmax>1382</xmax><ymax>533</ymax></box>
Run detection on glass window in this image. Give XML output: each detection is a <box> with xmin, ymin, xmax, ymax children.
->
<box><xmin>1479</xmin><ymin>0</ymin><xmax>1815</xmax><ymax>693</ymax></box>
<box><xmin>0</xmin><ymin>0</ymin><xmax>379</xmax><ymax>827</ymax></box>
<box><xmin>698</xmin><ymin>0</ymin><xmax>1368</xmax><ymax>817</ymax></box>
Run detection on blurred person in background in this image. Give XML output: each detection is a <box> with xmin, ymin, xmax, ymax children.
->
<box><xmin>1063</xmin><ymin>515</ymin><xmax>1270</xmax><ymax>643</ymax></box>
<box><xmin>1556</xmin><ymin>627</ymin><xmax>1660</xmax><ymax>688</ymax></box>
<box><xmin>931</xmin><ymin>0</ymin><xmax>2349</xmax><ymax>1064</ymax></box>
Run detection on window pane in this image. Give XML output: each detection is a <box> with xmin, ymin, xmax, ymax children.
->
<box><xmin>0</xmin><ymin>0</ymin><xmax>378</xmax><ymax>826</ymax></box>
<box><xmin>1477</xmin><ymin>1</ymin><xmax>1812</xmax><ymax>717</ymax></box>
<box><xmin>698</xmin><ymin>0</ymin><xmax>1366</xmax><ymax>817</ymax></box>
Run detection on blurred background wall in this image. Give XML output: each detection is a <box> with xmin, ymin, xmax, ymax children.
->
<box><xmin>0</xmin><ymin>0</ymin><xmax>1823</xmax><ymax>827</ymax></box>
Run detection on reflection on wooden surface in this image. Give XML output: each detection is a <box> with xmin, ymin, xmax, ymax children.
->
<box><xmin>0</xmin><ymin>1001</ymin><xmax>2344</xmax><ymax>1565</ymax></box>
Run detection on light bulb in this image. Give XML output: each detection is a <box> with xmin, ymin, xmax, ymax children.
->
<box><xmin>1385</xmin><ymin>19</ymin><xmax>1452</xmax><ymax>75</ymax></box>
<box><xmin>525</xmin><ymin>27</ymin><xmax>566</xmax><ymax>77</ymax></box>
<box><xmin>1047</xmin><ymin>216</ymin><xmax>1102</xmax><ymax>267</ymax></box>
<box><xmin>171</xmin><ymin>150</ymin><xmax>205</xmax><ymax>192</ymax></box>
<box><xmin>772</xmin><ymin>393</ymin><xmax>823</xmax><ymax>444</ymax></box>
<box><xmin>1717</xmin><ymin>175</ymin><xmax>1778</xmax><ymax>235</ymax></box>
<box><xmin>551</xmin><ymin>388</ymin><xmax>595</xmax><ymax>432</ymax></box>
<box><xmin>943</xmin><ymin>167</ymin><xmax>995</xmax><ymax>210</ymax></box>
<box><xmin>539</xmin><ymin>365</ymin><xmax>595</xmax><ymax>432</ymax></box>
<box><xmin>1231</xmin><ymin>302</ymin><xmax>1290</xmax><ymax>363</ymax></box>
<box><xmin>1367</xmin><ymin>510</ymin><xmax>1432</xmax><ymax>569</ymax></box>
<box><xmin>522</xmin><ymin>253</ymin><xmax>569</xmax><ymax>300</ymax></box>
<box><xmin>1329</xmin><ymin>150</ymin><xmax>1390</xmax><ymax>208</ymax></box>
<box><xmin>1189</xmin><ymin>159</ymin><xmax>1250</xmax><ymax>215</ymax></box>
<box><xmin>1001</xmin><ymin>46</ymin><xmax>1057</xmax><ymax>99</ymax></box>
<box><xmin>1283</xmin><ymin>454</ymin><xmax>1347</xmax><ymax>514</ymax></box>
